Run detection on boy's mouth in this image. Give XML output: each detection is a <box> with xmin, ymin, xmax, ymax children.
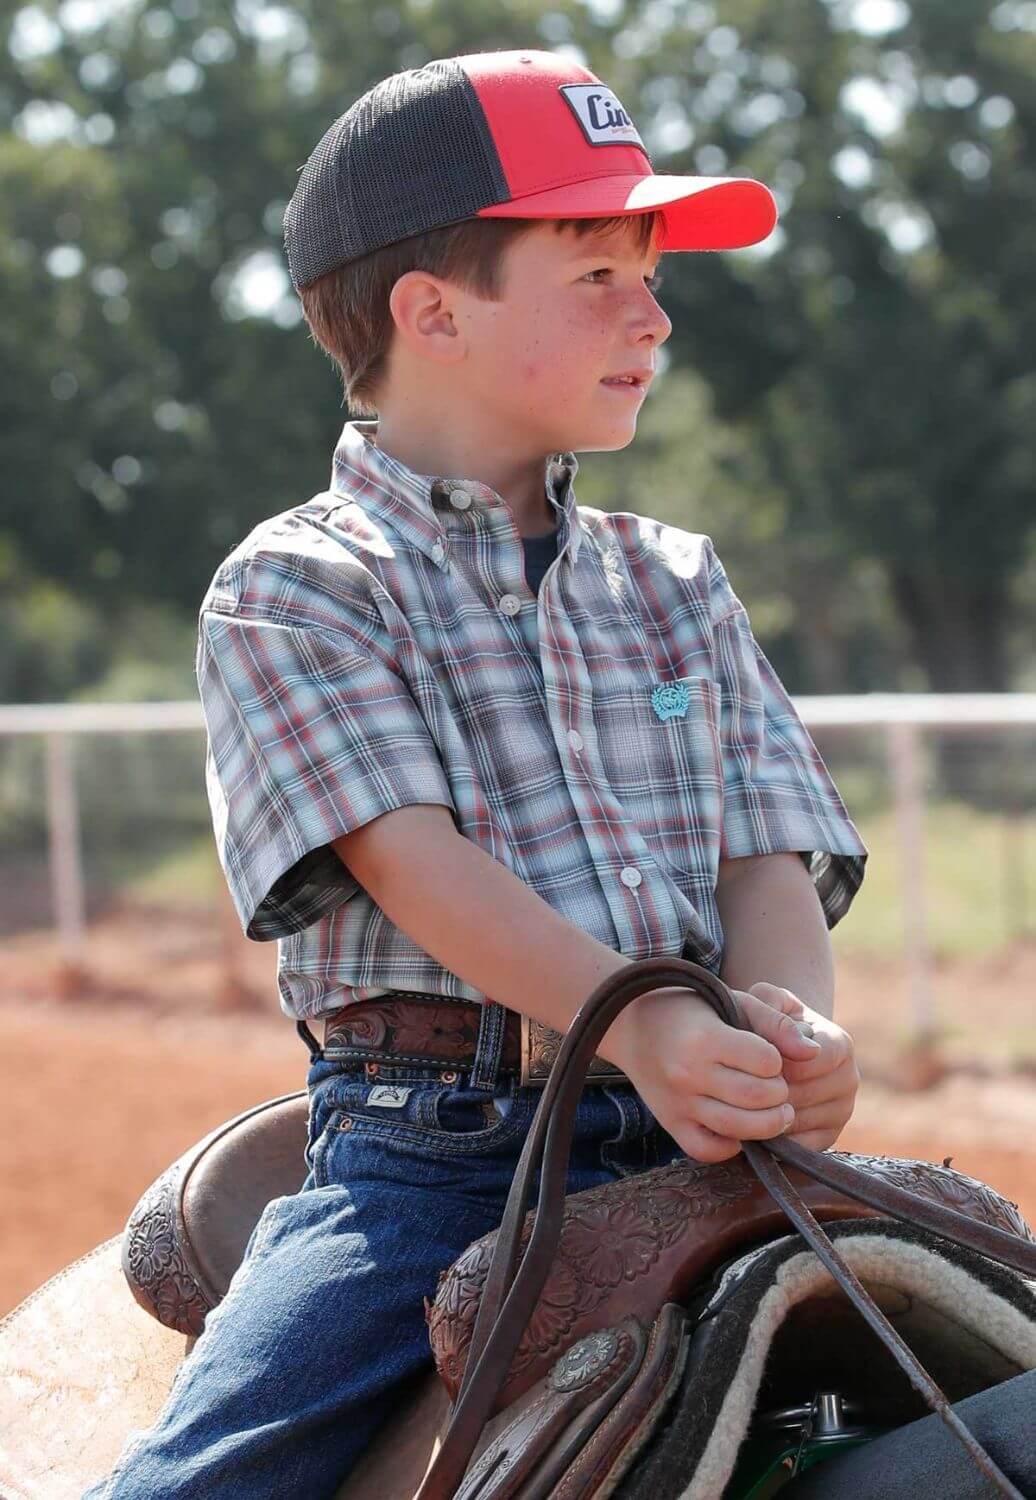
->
<box><xmin>600</xmin><ymin>369</ymin><xmax>653</xmax><ymax>390</ymax></box>
<box><xmin>596</xmin><ymin>367</ymin><xmax>653</xmax><ymax>393</ymax></box>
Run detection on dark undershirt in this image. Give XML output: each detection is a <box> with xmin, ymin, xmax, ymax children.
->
<box><xmin>522</xmin><ymin>525</ymin><xmax>560</xmax><ymax>596</ymax></box>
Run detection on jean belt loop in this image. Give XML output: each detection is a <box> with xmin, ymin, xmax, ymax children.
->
<box><xmin>296</xmin><ymin>1018</ymin><xmax>323</xmax><ymax>1059</ymax></box>
<box><xmin>602</xmin><ymin>1081</ymin><xmax>641</xmax><ymax>1142</ymax></box>
<box><xmin>469</xmin><ymin>999</ymin><xmax>506</xmax><ymax>1092</ymax></box>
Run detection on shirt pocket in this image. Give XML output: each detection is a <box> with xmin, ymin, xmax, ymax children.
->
<box><xmin>592</xmin><ymin>673</ymin><xmax>724</xmax><ymax>879</ymax></box>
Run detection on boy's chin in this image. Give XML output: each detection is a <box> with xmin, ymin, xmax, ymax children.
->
<box><xmin>545</xmin><ymin>410</ymin><xmax>642</xmax><ymax>455</ymax></box>
<box><xmin>565</xmin><ymin>423</ymin><xmax>640</xmax><ymax>455</ymax></box>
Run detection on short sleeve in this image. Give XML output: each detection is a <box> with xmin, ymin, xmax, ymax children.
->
<box><xmin>707</xmin><ymin>543</ymin><xmax>867</xmax><ymax>928</ymax></box>
<box><xmin>197</xmin><ymin>607</ymin><xmax>456</xmax><ymax>941</ymax></box>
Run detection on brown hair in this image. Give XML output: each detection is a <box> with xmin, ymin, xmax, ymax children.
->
<box><xmin>297</xmin><ymin>212</ymin><xmax>664</xmax><ymax>416</ymax></box>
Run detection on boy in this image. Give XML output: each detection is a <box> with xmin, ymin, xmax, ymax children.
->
<box><xmin>86</xmin><ymin>48</ymin><xmax>866</xmax><ymax>1499</ymax></box>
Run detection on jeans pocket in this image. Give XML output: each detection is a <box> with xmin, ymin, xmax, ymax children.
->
<box><xmin>433</xmin><ymin>1082</ymin><xmax>517</xmax><ymax>1138</ymax></box>
<box><xmin>330</xmin><ymin>1076</ymin><xmax>531</xmax><ymax>1157</ymax></box>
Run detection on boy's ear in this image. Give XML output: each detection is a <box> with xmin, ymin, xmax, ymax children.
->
<box><xmin>388</xmin><ymin>271</ymin><xmax>465</xmax><ymax>366</ymax></box>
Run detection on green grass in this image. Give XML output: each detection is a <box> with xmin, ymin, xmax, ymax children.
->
<box><xmin>834</xmin><ymin>801</ymin><xmax>1036</xmax><ymax>959</ymax></box>
<box><xmin>106</xmin><ymin>832</ymin><xmax>224</xmax><ymax>904</ymax></box>
<box><xmin>106</xmin><ymin>803</ymin><xmax>1035</xmax><ymax>959</ymax></box>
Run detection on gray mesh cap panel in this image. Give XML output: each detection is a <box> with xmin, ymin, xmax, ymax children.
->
<box><xmin>284</xmin><ymin>58</ymin><xmax>512</xmax><ymax>291</ymax></box>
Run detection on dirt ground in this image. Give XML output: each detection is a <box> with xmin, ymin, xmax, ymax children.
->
<box><xmin>2</xmin><ymin>903</ymin><xmax>1036</xmax><ymax>1316</ymax></box>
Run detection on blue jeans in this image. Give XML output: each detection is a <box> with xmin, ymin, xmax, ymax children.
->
<box><xmin>83</xmin><ymin>1053</ymin><xmax>686</xmax><ymax>1499</ymax></box>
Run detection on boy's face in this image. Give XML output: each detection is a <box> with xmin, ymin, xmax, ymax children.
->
<box><xmin>454</xmin><ymin>219</ymin><xmax>671</xmax><ymax>455</ymax></box>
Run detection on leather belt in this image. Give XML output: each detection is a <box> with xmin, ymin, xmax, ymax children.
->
<box><xmin>319</xmin><ymin>993</ymin><xmax>628</xmax><ymax>1087</ymax></box>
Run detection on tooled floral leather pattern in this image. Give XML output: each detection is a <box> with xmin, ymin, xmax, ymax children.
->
<box><xmin>122</xmin><ymin>1168</ymin><xmax>212</xmax><ymax>1337</ymax></box>
<box><xmin>426</xmin><ymin>1150</ymin><xmax>1034</xmax><ymax>1408</ymax></box>
<box><xmin>827</xmin><ymin>1152</ymin><xmax>1035</xmax><ymax>1241</ymax></box>
<box><xmin>523</xmin><ymin>1017</ymin><xmax>624</xmax><ymax>1081</ymax></box>
<box><xmin>329</xmin><ymin>1009</ymin><xmax>389</xmax><ymax>1049</ymax></box>
<box><xmin>427</xmin><ymin>1157</ymin><xmax>754</xmax><ymax>1403</ymax></box>
<box><xmin>392</xmin><ymin>1004</ymin><xmax>480</xmax><ymax>1055</ymax></box>
<box><xmin>562</xmin><ymin>1201</ymin><xmax>661</xmax><ymax>1287</ymax></box>
<box><xmin>523</xmin><ymin>1017</ymin><xmax>561</xmax><ymax>1080</ymax></box>
<box><xmin>323</xmin><ymin>998</ymin><xmax>510</xmax><ymax>1064</ymax></box>
<box><xmin>322</xmin><ymin>999</ymin><xmax>622</xmax><ymax>1078</ymax></box>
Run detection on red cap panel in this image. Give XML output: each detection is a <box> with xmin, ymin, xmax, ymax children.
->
<box><xmin>461</xmin><ymin>50</ymin><xmax>652</xmax><ymax>201</ymax></box>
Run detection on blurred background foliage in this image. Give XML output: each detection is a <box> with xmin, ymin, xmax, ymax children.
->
<box><xmin>1</xmin><ymin>0</ymin><xmax>1034</xmax><ymax>709</ymax></box>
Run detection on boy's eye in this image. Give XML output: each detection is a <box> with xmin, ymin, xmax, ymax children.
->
<box><xmin>584</xmin><ymin>267</ymin><xmax>664</xmax><ymax>293</ymax></box>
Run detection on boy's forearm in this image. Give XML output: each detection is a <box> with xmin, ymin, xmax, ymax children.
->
<box><xmin>333</xmin><ymin>811</ymin><xmax>834</xmax><ymax>1052</ymax></box>
<box><xmin>714</xmin><ymin>852</ymin><xmax>835</xmax><ymax>1017</ymax></box>
<box><xmin>333</xmin><ymin>806</ymin><xmax>635</xmax><ymax>1043</ymax></box>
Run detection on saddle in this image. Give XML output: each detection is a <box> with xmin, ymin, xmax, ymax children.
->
<box><xmin>123</xmin><ymin>957</ymin><xmax>1036</xmax><ymax>1498</ymax></box>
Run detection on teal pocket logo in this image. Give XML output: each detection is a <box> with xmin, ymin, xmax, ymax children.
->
<box><xmin>650</xmin><ymin>681</ymin><xmax>691</xmax><ymax>722</ymax></box>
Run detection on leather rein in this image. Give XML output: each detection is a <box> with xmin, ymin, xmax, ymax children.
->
<box><xmin>416</xmin><ymin>957</ymin><xmax>1036</xmax><ymax>1500</ymax></box>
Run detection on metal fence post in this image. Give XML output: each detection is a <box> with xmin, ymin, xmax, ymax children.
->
<box><xmin>887</xmin><ymin>719</ymin><xmax>934</xmax><ymax>1038</ymax></box>
<box><xmin>44</xmin><ymin>731</ymin><xmax>86</xmax><ymax>971</ymax></box>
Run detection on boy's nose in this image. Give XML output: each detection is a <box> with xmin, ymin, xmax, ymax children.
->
<box><xmin>632</xmin><ymin>290</ymin><xmax>672</xmax><ymax>347</ymax></box>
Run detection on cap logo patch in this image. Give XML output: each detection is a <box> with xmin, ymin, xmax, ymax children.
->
<box><xmin>559</xmin><ymin>84</ymin><xmax>646</xmax><ymax>153</ymax></box>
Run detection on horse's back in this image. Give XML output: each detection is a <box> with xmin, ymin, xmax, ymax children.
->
<box><xmin>333</xmin><ymin>1372</ymin><xmax>449</xmax><ymax>1499</ymax></box>
<box><xmin>0</xmin><ymin>1233</ymin><xmax>446</xmax><ymax>1500</ymax></box>
<box><xmin>0</xmin><ymin>1236</ymin><xmax>187</xmax><ymax>1499</ymax></box>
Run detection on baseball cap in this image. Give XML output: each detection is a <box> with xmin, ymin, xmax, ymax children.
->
<box><xmin>284</xmin><ymin>48</ymin><xmax>778</xmax><ymax>292</ymax></box>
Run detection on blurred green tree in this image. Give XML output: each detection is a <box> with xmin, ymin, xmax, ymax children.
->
<box><xmin>586</xmin><ymin>0</ymin><xmax>1036</xmax><ymax>692</ymax></box>
<box><xmin>0</xmin><ymin>0</ymin><xmax>1032</xmax><ymax>701</ymax></box>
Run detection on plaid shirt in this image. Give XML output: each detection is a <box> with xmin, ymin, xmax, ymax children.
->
<box><xmin>197</xmin><ymin>420</ymin><xmax>866</xmax><ymax>1021</ymax></box>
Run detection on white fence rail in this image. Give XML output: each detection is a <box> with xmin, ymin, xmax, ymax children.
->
<box><xmin>2</xmin><ymin>694</ymin><xmax>1036</xmax><ymax>1034</ymax></box>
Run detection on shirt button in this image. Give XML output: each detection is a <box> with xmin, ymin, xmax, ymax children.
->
<box><xmin>567</xmin><ymin>729</ymin><xmax>584</xmax><ymax>752</ymax></box>
<box><xmin>431</xmin><ymin>539</ymin><xmax>446</xmax><ymax>563</ymax></box>
<box><xmin>620</xmin><ymin>866</ymin><xmax>642</xmax><ymax>889</ymax></box>
<box><xmin>449</xmin><ymin>487</ymin><xmax>471</xmax><ymax>510</ymax></box>
<box><xmin>498</xmin><ymin>593</ymin><xmax>522</xmax><ymax>616</ymax></box>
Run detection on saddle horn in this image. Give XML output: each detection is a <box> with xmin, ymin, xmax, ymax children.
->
<box><xmin>416</xmin><ymin>957</ymin><xmax>1036</xmax><ymax>1500</ymax></box>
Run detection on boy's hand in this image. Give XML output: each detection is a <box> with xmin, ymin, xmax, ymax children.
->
<box><xmin>601</xmin><ymin>985</ymin><xmax>825</xmax><ymax>1164</ymax></box>
<box><xmin>744</xmin><ymin>982</ymin><xmax>860</xmax><ymax>1151</ymax></box>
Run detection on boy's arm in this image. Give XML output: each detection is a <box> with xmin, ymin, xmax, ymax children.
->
<box><xmin>715</xmin><ymin>852</ymin><xmax>834</xmax><ymax>1018</ymax></box>
<box><xmin>336</xmin><ymin>805</ymin><xmax>630</xmax><ymax>1027</ymax></box>
<box><xmin>332</xmin><ymin>805</ymin><xmax>822</xmax><ymax>1163</ymax></box>
<box><xmin>715</xmin><ymin>851</ymin><xmax>859</xmax><ymax>1150</ymax></box>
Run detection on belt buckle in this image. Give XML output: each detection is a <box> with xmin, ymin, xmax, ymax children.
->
<box><xmin>520</xmin><ymin>1015</ymin><xmax>629</xmax><ymax>1087</ymax></box>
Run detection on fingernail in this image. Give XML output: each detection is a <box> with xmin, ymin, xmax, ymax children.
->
<box><xmin>782</xmin><ymin>1104</ymin><xmax>795</xmax><ymax>1124</ymax></box>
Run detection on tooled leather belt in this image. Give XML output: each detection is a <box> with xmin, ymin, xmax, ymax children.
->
<box><xmin>320</xmin><ymin>992</ymin><xmax>628</xmax><ymax>1087</ymax></box>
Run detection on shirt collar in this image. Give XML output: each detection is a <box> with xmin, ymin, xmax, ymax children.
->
<box><xmin>328</xmin><ymin>419</ymin><xmax>583</xmax><ymax>571</ymax></box>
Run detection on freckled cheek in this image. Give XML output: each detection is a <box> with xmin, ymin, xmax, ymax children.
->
<box><xmin>515</xmin><ymin>354</ymin><xmax>583</xmax><ymax>403</ymax></box>
<box><xmin>508</xmin><ymin>314</ymin><xmax>603</xmax><ymax>394</ymax></box>
<box><xmin>513</xmin><ymin>353</ymin><xmax>570</xmax><ymax>392</ymax></box>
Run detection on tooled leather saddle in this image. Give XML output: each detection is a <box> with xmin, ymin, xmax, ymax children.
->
<box><xmin>123</xmin><ymin>957</ymin><xmax>1036</xmax><ymax>1498</ymax></box>
<box><xmin>413</xmin><ymin>958</ymin><xmax>1036</xmax><ymax>1499</ymax></box>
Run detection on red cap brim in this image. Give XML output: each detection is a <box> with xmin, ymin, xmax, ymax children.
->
<box><xmin>478</xmin><ymin>174</ymin><xmax>777</xmax><ymax>251</ymax></box>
